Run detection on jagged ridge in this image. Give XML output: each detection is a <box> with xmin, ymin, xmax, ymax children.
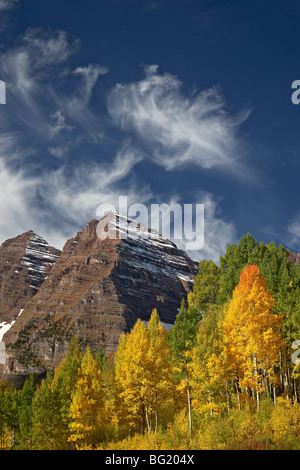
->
<box><xmin>1</xmin><ymin>214</ymin><xmax>198</xmax><ymax>381</ymax></box>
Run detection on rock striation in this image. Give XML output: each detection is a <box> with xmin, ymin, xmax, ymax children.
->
<box><xmin>0</xmin><ymin>231</ymin><xmax>61</xmax><ymax>338</ymax></box>
<box><xmin>1</xmin><ymin>213</ymin><xmax>198</xmax><ymax>382</ymax></box>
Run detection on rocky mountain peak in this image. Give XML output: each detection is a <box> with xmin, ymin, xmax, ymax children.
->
<box><xmin>0</xmin><ymin>230</ymin><xmax>61</xmax><ymax>326</ymax></box>
<box><xmin>1</xmin><ymin>215</ymin><xmax>198</xmax><ymax>382</ymax></box>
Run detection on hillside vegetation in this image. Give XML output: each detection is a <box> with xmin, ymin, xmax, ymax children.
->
<box><xmin>1</xmin><ymin>234</ymin><xmax>300</xmax><ymax>450</ymax></box>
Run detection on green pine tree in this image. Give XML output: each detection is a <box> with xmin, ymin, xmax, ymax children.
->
<box><xmin>17</xmin><ymin>375</ymin><xmax>35</xmax><ymax>449</ymax></box>
<box><xmin>31</xmin><ymin>372</ymin><xmax>61</xmax><ymax>450</ymax></box>
<box><xmin>51</xmin><ymin>336</ymin><xmax>83</xmax><ymax>449</ymax></box>
<box><xmin>0</xmin><ymin>389</ymin><xmax>6</xmax><ymax>449</ymax></box>
<box><xmin>4</xmin><ymin>386</ymin><xmax>19</xmax><ymax>449</ymax></box>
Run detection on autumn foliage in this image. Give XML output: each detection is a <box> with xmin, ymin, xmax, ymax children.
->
<box><xmin>1</xmin><ymin>235</ymin><xmax>300</xmax><ymax>450</ymax></box>
<box><xmin>222</xmin><ymin>264</ymin><xmax>284</xmax><ymax>408</ymax></box>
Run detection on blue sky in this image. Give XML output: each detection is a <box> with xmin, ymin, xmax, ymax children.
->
<box><xmin>0</xmin><ymin>0</ymin><xmax>300</xmax><ymax>262</ymax></box>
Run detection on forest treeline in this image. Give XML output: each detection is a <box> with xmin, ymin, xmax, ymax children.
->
<box><xmin>1</xmin><ymin>233</ymin><xmax>300</xmax><ymax>450</ymax></box>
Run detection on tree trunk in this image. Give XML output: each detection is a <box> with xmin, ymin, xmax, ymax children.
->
<box><xmin>273</xmin><ymin>384</ymin><xmax>276</xmax><ymax>408</ymax></box>
<box><xmin>235</xmin><ymin>379</ymin><xmax>241</xmax><ymax>412</ymax></box>
<box><xmin>253</xmin><ymin>354</ymin><xmax>260</xmax><ymax>411</ymax></box>
<box><xmin>145</xmin><ymin>406</ymin><xmax>151</xmax><ymax>434</ymax></box>
<box><xmin>185</xmin><ymin>354</ymin><xmax>192</xmax><ymax>437</ymax></box>
<box><xmin>226</xmin><ymin>381</ymin><xmax>230</xmax><ymax>415</ymax></box>
<box><xmin>9</xmin><ymin>429</ymin><xmax>14</xmax><ymax>449</ymax></box>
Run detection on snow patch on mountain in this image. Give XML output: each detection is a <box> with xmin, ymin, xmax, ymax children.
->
<box><xmin>20</xmin><ymin>233</ymin><xmax>60</xmax><ymax>284</ymax></box>
<box><xmin>107</xmin><ymin>213</ymin><xmax>197</xmax><ymax>284</ymax></box>
<box><xmin>0</xmin><ymin>309</ymin><xmax>23</xmax><ymax>342</ymax></box>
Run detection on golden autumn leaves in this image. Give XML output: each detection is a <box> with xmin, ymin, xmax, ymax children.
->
<box><xmin>69</xmin><ymin>347</ymin><xmax>106</xmax><ymax>448</ymax></box>
<box><xmin>114</xmin><ymin>310</ymin><xmax>175</xmax><ymax>435</ymax></box>
<box><xmin>27</xmin><ymin>262</ymin><xmax>286</xmax><ymax>450</ymax></box>
<box><xmin>186</xmin><ymin>263</ymin><xmax>284</xmax><ymax>419</ymax></box>
<box><xmin>222</xmin><ymin>264</ymin><xmax>284</xmax><ymax>407</ymax></box>
<box><xmin>67</xmin><ymin>263</ymin><xmax>284</xmax><ymax>448</ymax></box>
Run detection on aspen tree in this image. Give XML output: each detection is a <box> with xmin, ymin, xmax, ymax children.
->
<box><xmin>69</xmin><ymin>346</ymin><xmax>105</xmax><ymax>449</ymax></box>
<box><xmin>191</xmin><ymin>305</ymin><xmax>228</xmax><ymax>416</ymax></box>
<box><xmin>168</xmin><ymin>260</ymin><xmax>220</xmax><ymax>434</ymax></box>
<box><xmin>114</xmin><ymin>311</ymin><xmax>175</xmax><ymax>435</ymax></box>
<box><xmin>145</xmin><ymin>309</ymin><xmax>174</xmax><ymax>433</ymax></box>
<box><xmin>114</xmin><ymin>319</ymin><xmax>149</xmax><ymax>434</ymax></box>
<box><xmin>222</xmin><ymin>264</ymin><xmax>284</xmax><ymax>410</ymax></box>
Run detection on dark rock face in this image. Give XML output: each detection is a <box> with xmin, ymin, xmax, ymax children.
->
<box><xmin>287</xmin><ymin>249</ymin><xmax>300</xmax><ymax>266</ymax></box>
<box><xmin>0</xmin><ymin>231</ymin><xmax>61</xmax><ymax>327</ymax></box>
<box><xmin>112</xmin><ymin>214</ymin><xmax>198</xmax><ymax>327</ymax></box>
<box><xmin>2</xmin><ymin>214</ymin><xmax>198</xmax><ymax>381</ymax></box>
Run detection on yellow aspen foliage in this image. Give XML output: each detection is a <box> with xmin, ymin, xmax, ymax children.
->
<box><xmin>113</xmin><ymin>332</ymin><xmax>129</xmax><ymax>431</ymax></box>
<box><xmin>221</xmin><ymin>264</ymin><xmax>284</xmax><ymax>406</ymax></box>
<box><xmin>114</xmin><ymin>310</ymin><xmax>175</xmax><ymax>435</ymax></box>
<box><xmin>191</xmin><ymin>306</ymin><xmax>229</xmax><ymax>417</ymax></box>
<box><xmin>68</xmin><ymin>346</ymin><xmax>106</xmax><ymax>449</ymax></box>
<box><xmin>145</xmin><ymin>309</ymin><xmax>175</xmax><ymax>433</ymax></box>
<box><xmin>268</xmin><ymin>397</ymin><xmax>300</xmax><ymax>445</ymax></box>
<box><xmin>114</xmin><ymin>318</ymin><xmax>150</xmax><ymax>433</ymax></box>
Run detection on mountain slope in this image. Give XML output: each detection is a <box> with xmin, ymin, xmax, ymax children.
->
<box><xmin>0</xmin><ymin>231</ymin><xmax>61</xmax><ymax>341</ymax></box>
<box><xmin>2</xmin><ymin>213</ymin><xmax>198</xmax><ymax>380</ymax></box>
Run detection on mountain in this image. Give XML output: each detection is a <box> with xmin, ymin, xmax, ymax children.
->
<box><xmin>0</xmin><ymin>231</ymin><xmax>61</xmax><ymax>339</ymax></box>
<box><xmin>1</xmin><ymin>213</ymin><xmax>198</xmax><ymax>383</ymax></box>
<box><xmin>287</xmin><ymin>249</ymin><xmax>300</xmax><ymax>266</ymax></box>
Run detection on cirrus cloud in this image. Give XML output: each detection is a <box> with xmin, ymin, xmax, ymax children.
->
<box><xmin>286</xmin><ymin>213</ymin><xmax>300</xmax><ymax>251</ymax></box>
<box><xmin>0</xmin><ymin>137</ymin><xmax>150</xmax><ymax>249</ymax></box>
<box><xmin>107</xmin><ymin>64</ymin><xmax>250</xmax><ymax>176</ymax></box>
<box><xmin>0</xmin><ymin>0</ymin><xmax>19</xmax><ymax>10</ymax></box>
<box><xmin>0</xmin><ymin>28</ymin><xmax>241</xmax><ymax>263</ymax></box>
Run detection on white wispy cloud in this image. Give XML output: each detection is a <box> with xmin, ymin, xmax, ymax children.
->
<box><xmin>47</xmin><ymin>145</ymin><xmax>69</xmax><ymax>160</ymax></box>
<box><xmin>286</xmin><ymin>213</ymin><xmax>300</xmax><ymax>251</ymax></box>
<box><xmin>0</xmin><ymin>29</ymin><xmax>238</xmax><ymax>260</ymax></box>
<box><xmin>59</xmin><ymin>63</ymin><xmax>109</xmax><ymax>139</ymax></box>
<box><xmin>1</xmin><ymin>28</ymin><xmax>80</xmax><ymax>132</ymax></box>
<box><xmin>0</xmin><ymin>0</ymin><xmax>19</xmax><ymax>11</ymax></box>
<box><xmin>0</xmin><ymin>28</ymin><xmax>107</xmax><ymax>143</ymax></box>
<box><xmin>40</xmin><ymin>141</ymin><xmax>145</xmax><ymax>226</ymax></box>
<box><xmin>108</xmin><ymin>64</ymin><xmax>250</xmax><ymax>176</ymax></box>
<box><xmin>48</xmin><ymin>110</ymin><xmax>73</xmax><ymax>137</ymax></box>
<box><xmin>0</xmin><ymin>0</ymin><xmax>21</xmax><ymax>31</ymax></box>
<box><xmin>189</xmin><ymin>191</ymin><xmax>236</xmax><ymax>263</ymax></box>
<box><xmin>0</xmin><ymin>27</ymin><xmax>135</xmax><ymax>249</ymax></box>
<box><xmin>145</xmin><ymin>191</ymin><xmax>236</xmax><ymax>264</ymax></box>
<box><xmin>72</xmin><ymin>64</ymin><xmax>109</xmax><ymax>104</ymax></box>
<box><xmin>0</xmin><ymin>129</ymin><xmax>233</xmax><ymax>262</ymax></box>
<box><xmin>0</xmin><ymin>138</ymin><xmax>150</xmax><ymax>249</ymax></box>
<box><xmin>22</xmin><ymin>27</ymin><xmax>80</xmax><ymax>68</ymax></box>
<box><xmin>0</xmin><ymin>135</ymin><xmax>38</xmax><ymax>242</ymax></box>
